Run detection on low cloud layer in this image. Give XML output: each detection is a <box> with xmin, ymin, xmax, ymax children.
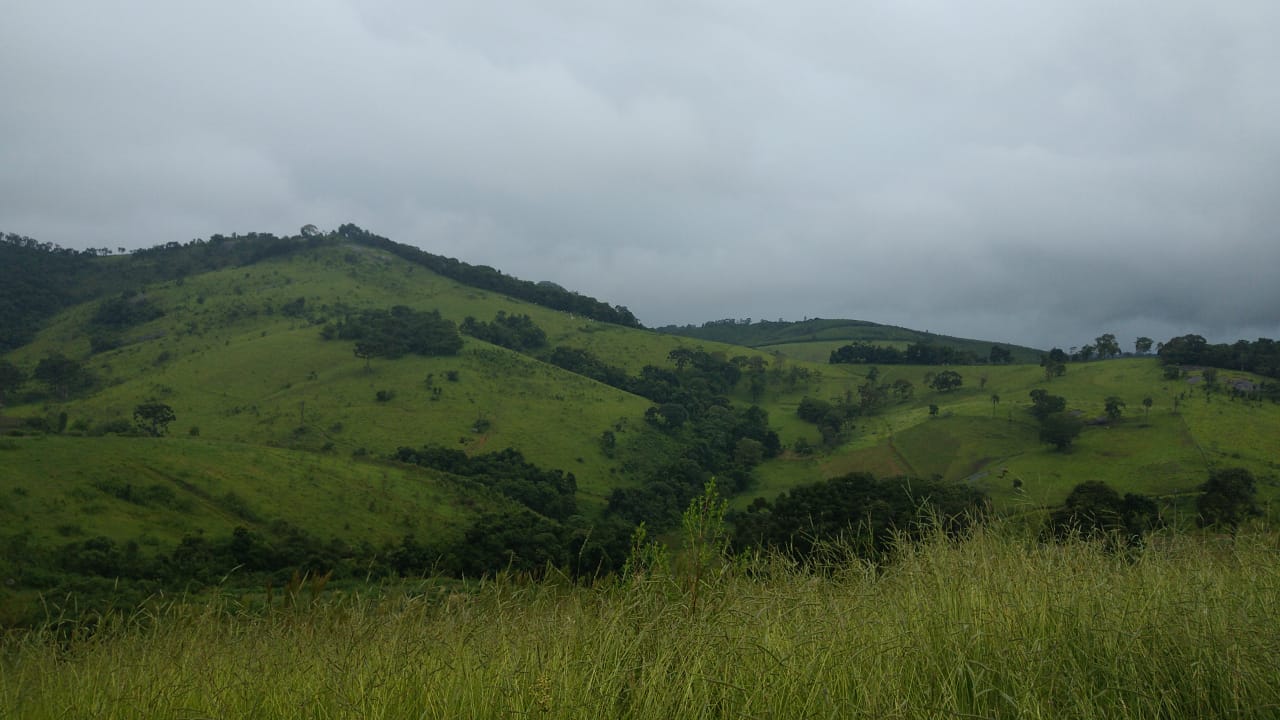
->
<box><xmin>4</xmin><ymin>1</ymin><xmax>1278</xmax><ymax>349</ymax></box>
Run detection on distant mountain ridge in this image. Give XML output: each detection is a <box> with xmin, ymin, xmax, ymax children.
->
<box><xmin>656</xmin><ymin>317</ymin><xmax>1045</xmax><ymax>364</ymax></box>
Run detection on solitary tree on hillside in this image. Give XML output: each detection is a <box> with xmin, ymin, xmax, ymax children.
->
<box><xmin>354</xmin><ymin>341</ymin><xmax>378</xmax><ymax>371</ymax></box>
<box><xmin>929</xmin><ymin>370</ymin><xmax>963</xmax><ymax>393</ymax></box>
<box><xmin>1039</xmin><ymin>412</ymin><xmax>1083</xmax><ymax>451</ymax></box>
<box><xmin>990</xmin><ymin>393</ymin><xmax>1000</xmax><ymax>416</ymax></box>
<box><xmin>1142</xmin><ymin>396</ymin><xmax>1153</xmax><ymax>421</ymax></box>
<box><xmin>1104</xmin><ymin>396</ymin><xmax>1126</xmax><ymax>422</ymax></box>
<box><xmin>134</xmin><ymin>402</ymin><xmax>176</xmax><ymax>437</ymax></box>
<box><xmin>1135</xmin><ymin>336</ymin><xmax>1154</xmax><ymax>355</ymax></box>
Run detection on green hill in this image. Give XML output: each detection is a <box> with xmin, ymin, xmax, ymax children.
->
<box><xmin>1</xmin><ymin>227</ymin><xmax>1278</xmax><ymax>619</ymax></box>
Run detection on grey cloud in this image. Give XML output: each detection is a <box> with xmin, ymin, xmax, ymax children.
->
<box><xmin>3</xmin><ymin>1</ymin><xmax>1279</xmax><ymax>350</ymax></box>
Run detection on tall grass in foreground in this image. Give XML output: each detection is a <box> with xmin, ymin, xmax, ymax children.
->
<box><xmin>3</xmin><ymin>526</ymin><xmax>1278</xmax><ymax>719</ymax></box>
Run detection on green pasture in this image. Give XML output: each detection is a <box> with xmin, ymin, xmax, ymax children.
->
<box><xmin>0</xmin><ymin>436</ymin><xmax>491</xmax><ymax>550</ymax></box>
<box><xmin>749</xmin><ymin>358</ymin><xmax>1280</xmax><ymax>514</ymax></box>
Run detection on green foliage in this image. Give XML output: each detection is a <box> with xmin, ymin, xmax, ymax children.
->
<box><xmin>830</xmin><ymin>341</ymin><xmax>980</xmax><ymax>366</ymax></box>
<box><xmin>929</xmin><ymin>370</ymin><xmax>963</xmax><ymax>392</ymax></box>
<box><xmin>680</xmin><ymin>479</ymin><xmax>731</xmax><ymax>612</ymax></box>
<box><xmin>394</xmin><ymin>445</ymin><xmax>578</xmax><ymax>521</ymax></box>
<box><xmin>1094</xmin><ymin>333</ymin><xmax>1121</xmax><ymax>359</ymax></box>
<box><xmin>323</xmin><ymin>305</ymin><xmax>463</xmax><ymax>358</ymax></box>
<box><xmin>1039</xmin><ymin>412</ymin><xmax>1083</xmax><ymax>450</ymax></box>
<box><xmin>1104</xmin><ymin>396</ymin><xmax>1126</xmax><ymax>421</ymax></box>
<box><xmin>1029</xmin><ymin>389</ymin><xmax>1067</xmax><ymax>420</ymax></box>
<box><xmin>33</xmin><ymin>353</ymin><xmax>89</xmax><ymax>400</ymax></box>
<box><xmin>133</xmin><ymin>402</ymin><xmax>176</xmax><ymax>437</ymax></box>
<box><xmin>0</xmin><ymin>359</ymin><xmax>24</xmax><ymax>404</ymax></box>
<box><xmin>1159</xmin><ymin>333</ymin><xmax>1280</xmax><ymax>381</ymax></box>
<box><xmin>89</xmin><ymin>291</ymin><xmax>165</xmax><ymax>330</ymax></box>
<box><xmin>1046</xmin><ymin>481</ymin><xmax>1161</xmax><ymax>543</ymax></box>
<box><xmin>733</xmin><ymin>472</ymin><xmax>987</xmax><ymax>563</ymax></box>
<box><xmin>1197</xmin><ymin>467</ymin><xmax>1262</xmax><ymax>530</ymax></box>
<box><xmin>460</xmin><ymin>311</ymin><xmax>547</xmax><ymax>352</ymax></box>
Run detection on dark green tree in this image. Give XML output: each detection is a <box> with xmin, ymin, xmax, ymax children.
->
<box><xmin>1029</xmin><ymin>389</ymin><xmax>1067</xmax><ymax>421</ymax></box>
<box><xmin>1141</xmin><ymin>396</ymin><xmax>1153</xmax><ymax>421</ymax></box>
<box><xmin>929</xmin><ymin>370</ymin><xmax>963</xmax><ymax>392</ymax></box>
<box><xmin>1104</xmin><ymin>396</ymin><xmax>1126</xmax><ymax>421</ymax></box>
<box><xmin>1196</xmin><ymin>467</ymin><xmax>1261</xmax><ymax>530</ymax></box>
<box><xmin>133</xmin><ymin>402</ymin><xmax>176</xmax><ymax>437</ymax></box>
<box><xmin>989</xmin><ymin>345</ymin><xmax>1012</xmax><ymax>364</ymax></box>
<box><xmin>1135</xmin><ymin>336</ymin><xmax>1154</xmax><ymax>355</ymax></box>
<box><xmin>0</xmin><ymin>359</ymin><xmax>24</xmax><ymax>405</ymax></box>
<box><xmin>34</xmin><ymin>353</ymin><xmax>84</xmax><ymax>400</ymax></box>
<box><xmin>1095</xmin><ymin>333</ymin><xmax>1121</xmax><ymax>359</ymax></box>
<box><xmin>1039</xmin><ymin>412</ymin><xmax>1083</xmax><ymax>450</ymax></box>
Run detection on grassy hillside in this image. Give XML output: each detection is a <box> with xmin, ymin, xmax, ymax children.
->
<box><xmin>0</xmin><ymin>436</ymin><xmax>494</xmax><ymax>549</ymax></box>
<box><xmin>739</xmin><ymin>358</ymin><xmax>1280</xmax><ymax>515</ymax></box>
<box><xmin>1</xmin><ymin>242</ymin><xmax>774</xmax><ymax>554</ymax></box>
<box><xmin>3</xmin><ymin>235</ymin><xmax>1278</xmax><ymax>580</ymax></box>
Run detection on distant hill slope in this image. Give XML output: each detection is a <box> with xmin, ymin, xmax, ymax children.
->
<box><xmin>656</xmin><ymin>318</ymin><xmax>1044</xmax><ymax>364</ymax></box>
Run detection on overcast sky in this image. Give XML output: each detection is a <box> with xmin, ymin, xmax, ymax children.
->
<box><xmin>3</xmin><ymin>1</ymin><xmax>1278</xmax><ymax>349</ymax></box>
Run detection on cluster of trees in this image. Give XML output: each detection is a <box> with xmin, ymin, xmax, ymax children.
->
<box><xmin>1158</xmin><ymin>334</ymin><xmax>1280</xmax><ymax>381</ymax></box>
<box><xmin>545</xmin><ymin>346</ymin><xmax>781</xmax><ymax>528</ymax></box>
<box><xmin>0</xmin><ymin>233</ymin><xmax>104</xmax><ymax>352</ymax></box>
<box><xmin>459</xmin><ymin>312</ymin><xmax>547</xmax><ymax>352</ymax></box>
<box><xmin>732</xmin><ymin>472</ymin><xmax>988</xmax><ymax>562</ymax></box>
<box><xmin>392</xmin><ymin>446</ymin><xmax>578</xmax><ymax>521</ymax></box>
<box><xmin>89</xmin><ymin>291</ymin><xmax>165</xmax><ymax>330</ymax></box>
<box><xmin>1045</xmin><ymin>481</ymin><xmax>1160</xmax><ymax>543</ymax></box>
<box><xmin>0</xmin><ymin>353</ymin><xmax>94</xmax><ymax>404</ymax></box>
<box><xmin>829</xmin><ymin>341</ymin><xmax>993</xmax><ymax>366</ymax></box>
<box><xmin>336</xmin><ymin>224</ymin><xmax>641</xmax><ymax>328</ymax></box>
<box><xmin>1045</xmin><ymin>467</ymin><xmax>1263</xmax><ymax>546</ymax></box>
<box><xmin>321</xmin><ymin>306</ymin><xmax>463</xmax><ymax>364</ymax></box>
<box><xmin>1029</xmin><ymin>389</ymin><xmax>1082</xmax><ymax>450</ymax></box>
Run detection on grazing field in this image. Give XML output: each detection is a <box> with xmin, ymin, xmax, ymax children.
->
<box><xmin>746</xmin><ymin>358</ymin><xmax>1280</xmax><ymax>515</ymax></box>
<box><xmin>4</xmin><ymin>526</ymin><xmax>1278</xmax><ymax>719</ymax></box>
<box><xmin>0</xmin><ymin>436</ymin><xmax>492</xmax><ymax>549</ymax></box>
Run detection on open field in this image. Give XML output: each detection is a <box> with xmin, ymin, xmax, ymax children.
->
<box><xmin>0</xmin><ymin>436</ymin><xmax>493</xmax><ymax>550</ymax></box>
<box><xmin>4</xmin><ymin>527</ymin><xmax>1278</xmax><ymax>719</ymax></box>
